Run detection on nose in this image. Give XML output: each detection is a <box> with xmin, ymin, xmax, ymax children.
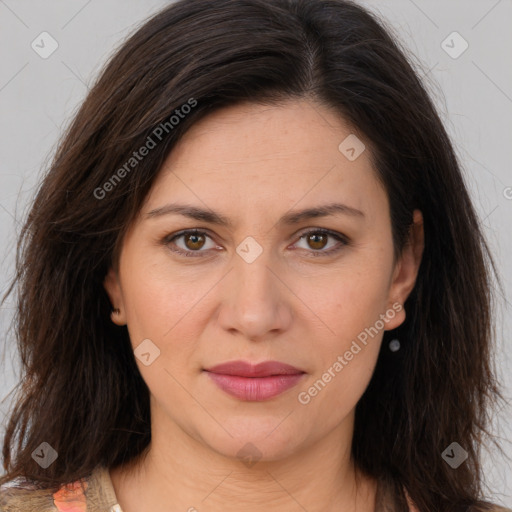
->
<box><xmin>216</xmin><ymin>246</ymin><xmax>293</xmax><ymax>341</ymax></box>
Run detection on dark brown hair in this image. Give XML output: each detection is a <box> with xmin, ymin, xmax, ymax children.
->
<box><xmin>1</xmin><ymin>0</ymin><xmax>508</xmax><ymax>510</ymax></box>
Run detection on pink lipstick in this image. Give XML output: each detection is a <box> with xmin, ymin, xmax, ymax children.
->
<box><xmin>204</xmin><ymin>360</ymin><xmax>305</xmax><ymax>401</ymax></box>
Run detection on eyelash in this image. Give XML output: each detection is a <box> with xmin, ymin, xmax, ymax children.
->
<box><xmin>162</xmin><ymin>228</ymin><xmax>349</xmax><ymax>258</ymax></box>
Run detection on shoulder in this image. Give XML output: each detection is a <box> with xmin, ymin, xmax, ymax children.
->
<box><xmin>0</xmin><ymin>466</ymin><xmax>119</xmax><ymax>512</ymax></box>
<box><xmin>0</xmin><ymin>479</ymin><xmax>61</xmax><ymax>512</ymax></box>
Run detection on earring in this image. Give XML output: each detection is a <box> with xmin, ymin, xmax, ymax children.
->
<box><xmin>112</xmin><ymin>308</ymin><xmax>121</xmax><ymax>315</ymax></box>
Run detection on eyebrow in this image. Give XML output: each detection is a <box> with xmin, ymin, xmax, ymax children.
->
<box><xmin>145</xmin><ymin>202</ymin><xmax>364</xmax><ymax>227</ymax></box>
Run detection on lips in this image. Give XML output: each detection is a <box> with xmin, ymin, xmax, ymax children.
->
<box><xmin>205</xmin><ymin>360</ymin><xmax>304</xmax><ymax>377</ymax></box>
<box><xmin>203</xmin><ymin>360</ymin><xmax>305</xmax><ymax>401</ymax></box>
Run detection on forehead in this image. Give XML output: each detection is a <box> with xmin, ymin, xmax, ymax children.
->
<box><xmin>165</xmin><ymin>99</ymin><xmax>357</xmax><ymax>168</ymax></box>
<box><xmin>142</xmin><ymin>99</ymin><xmax>386</xmax><ymax>224</ymax></box>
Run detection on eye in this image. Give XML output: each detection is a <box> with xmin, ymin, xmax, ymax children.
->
<box><xmin>162</xmin><ymin>228</ymin><xmax>349</xmax><ymax>258</ymax></box>
<box><xmin>292</xmin><ymin>228</ymin><xmax>348</xmax><ymax>257</ymax></box>
<box><xmin>164</xmin><ymin>229</ymin><xmax>219</xmax><ymax>257</ymax></box>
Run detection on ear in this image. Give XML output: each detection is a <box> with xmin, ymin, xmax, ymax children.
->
<box><xmin>385</xmin><ymin>209</ymin><xmax>424</xmax><ymax>331</ymax></box>
<box><xmin>103</xmin><ymin>267</ymin><xmax>127</xmax><ymax>325</ymax></box>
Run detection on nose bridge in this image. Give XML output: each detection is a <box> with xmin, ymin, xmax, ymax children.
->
<box><xmin>232</xmin><ymin>234</ymin><xmax>277</xmax><ymax>302</ymax></box>
<box><xmin>217</xmin><ymin>234</ymin><xmax>290</xmax><ymax>339</ymax></box>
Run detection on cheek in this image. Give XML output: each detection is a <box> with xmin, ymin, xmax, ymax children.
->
<box><xmin>292</xmin><ymin>249</ymin><xmax>393</xmax><ymax>409</ymax></box>
<box><xmin>118</xmin><ymin>262</ymin><xmax>212</xmax><ymax>397</ymax></box>
<box><xmin>118</xmin><ymin>246</ymin><xmax>213</xmax><ymax>349</ymax></box>
<box><xmin>296</xmin><ymin>269</ymin><xmax>388</xmax><ymax>416</ymax></box>
<box><xmin>296</xmin><ymin>259</ymin><xmax>392</xmax><ymax>347</ymax></box>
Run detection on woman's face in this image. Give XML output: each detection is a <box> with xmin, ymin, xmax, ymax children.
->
<box><xmin>104</xmin><ymin>99</ymin><xmax>423</xmax><ymax>463</ymax></box>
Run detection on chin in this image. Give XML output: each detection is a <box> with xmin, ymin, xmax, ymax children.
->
<box><xmin>194</xmin><ymin>416</ymin><xmax>305</xmax><ymax>464</ymax></box>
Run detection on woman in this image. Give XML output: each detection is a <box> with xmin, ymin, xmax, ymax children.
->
<box><xmin>0</xmin><ymin>0</ymin><xmax>510</xmax><ymax>511</ymax></box>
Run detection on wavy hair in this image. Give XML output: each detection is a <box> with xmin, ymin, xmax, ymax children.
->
<box><xmin>1</xmin><ymin>1</ymin><xmax>508</xmax><ymax>510</ymax></box>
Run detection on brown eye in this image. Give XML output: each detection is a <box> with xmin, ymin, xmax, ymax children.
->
<box><xmin>306</xmin><ymin>232</ymin><xmax>328</xmax><ymax>250</ymax></box>
<box><xmin>293</xmin><ymin>229</ymin><xmax>348</xmax><ymax>257</ymax></box>
<box><xmin>165</xmin><ymin>230</ymin><xmax>217</xmax><ymax>256</ymax></box>
<box><xmin>184</xmin><ymin>232</ymin><xmax>206</xmax><ymax>250</ymax></box>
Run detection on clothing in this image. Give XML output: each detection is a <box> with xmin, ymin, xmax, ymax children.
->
<box><xmin>0</xmin><ymin>466</ymin><xmax>119</xmax><ymax>512</ymax></box>
<box><xmin>0</xmin><ymin>465</ymin><xmax>511</xmax><ymax>512</ymax></box>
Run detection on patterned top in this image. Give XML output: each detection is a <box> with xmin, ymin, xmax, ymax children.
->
<box><xmin>0</xmin><ymin>466</ymin><xmax>121</xmax><ymax>512</ymax></box>
<box><xmin>1</xmin><ymin>465</ymin><xmax>511</xmax><ymax>512</ymax></box>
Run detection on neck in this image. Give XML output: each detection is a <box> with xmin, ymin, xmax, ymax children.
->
<box><xmin>109</xmin><ymin>410</ymin><xmax>377</xmax><ymax>512</ymax></box>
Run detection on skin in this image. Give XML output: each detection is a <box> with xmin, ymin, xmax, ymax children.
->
<box><xmin>104</xmin><ymin>98</ymin><xmax>424</xmax><ymax>512</ymax></box>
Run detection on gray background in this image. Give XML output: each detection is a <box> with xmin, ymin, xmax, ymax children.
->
<box><xmin>0</xmin><ymin>0</ymin><xmax>511</xmax><ymax>506</ymax></box>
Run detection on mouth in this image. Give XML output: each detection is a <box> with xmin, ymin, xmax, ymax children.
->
<box><xmin>203</xmin><ymin>360</ymin><xmax>306</xmax><ymax>401</ymax></box>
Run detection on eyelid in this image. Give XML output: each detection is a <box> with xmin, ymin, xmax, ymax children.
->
<box><xmin>291</xmin><ymin>227</ymin><xmax>349</xmax><ymax>257</ymax></box>
<box><xmin>293</xmin><ymin>226</ymin><xmax>348</xmax><ymax>243</ymax></box>
<box><xmin>162</xmin><ymin>227</ymin><xmax>349</xmax><ymax>257</ymax></box>
<box><xmin>163</xmin><ymin>228</ymin><xmax>220</xmax><ymax>257</ymax></box>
